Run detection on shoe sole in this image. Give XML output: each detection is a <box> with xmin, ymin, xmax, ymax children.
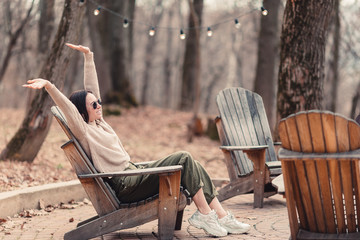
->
<box><xmin>225</xmin><ymin>226</ymin><xmax>251</xmax><ymax>234</ymax></box>
<box><xmin>188</xmin><ymin>219</ymin><xmax>228</xmax><ymax>237</ymax></box>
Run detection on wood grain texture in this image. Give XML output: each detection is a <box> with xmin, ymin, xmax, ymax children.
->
<box><xmin>279</xmin><ymin>110</ymin><xmax>360</xmax><ymax>239</ymax></box>
<box><xmin>215</xmin><ymin>88</ymin><xmax>281</xmax><ymax>208</ymax></box>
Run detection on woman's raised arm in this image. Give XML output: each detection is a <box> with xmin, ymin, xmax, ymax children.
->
<box><xmin>66</xmin><ymin>43</ymin><xmax>100</xmax><ymax>99</ymax></box>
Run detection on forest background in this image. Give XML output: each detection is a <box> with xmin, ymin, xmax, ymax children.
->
<box><xmin>1</xmin><ymin>0</ymin><xmax>359</xmax><ymax>118</ymax></box>
<box><xmin>0</xmin><ymin>0</ymin><xmax>359</xmax><ymax>190</ymax></box>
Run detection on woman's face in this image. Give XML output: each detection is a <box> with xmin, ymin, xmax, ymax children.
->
<box><xmin>86</xmin><ymin>93</ymin><xmax>102</xmax><ymax>122</ymax></box>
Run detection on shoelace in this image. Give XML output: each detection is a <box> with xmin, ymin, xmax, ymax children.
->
<box><xmin>228</xmin><ymin>213</ymin><xmax>235</xmax><ymax>220</ymax></box>
<box><xmin>221</xmin><ymin>212</ymin><xmax>235</xmax><ymax>224</ymax></box>
<box><xmin>208</xmin><ymin>212</ymin><xmax>221</xmax><ymax>225</ymax></box>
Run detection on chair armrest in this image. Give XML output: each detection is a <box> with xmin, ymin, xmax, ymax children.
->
<box><xmin>274</xmin><ymin>142</ymin><xmax>282</xmax><ymax>146</ymax></box>
<box><xmin>220</xmin><ymin>145</ymin><xmax>268</xmax><ymax>151</ymax></box>
<box><xmin>78</xmin><ymin>165</ymin><xmax>183</xmax><ymax>179</ymax></box>
<box><xmin>278</xmin><ymin>148</ymin><xmax>360</xmax><ymax>160</ymax></box>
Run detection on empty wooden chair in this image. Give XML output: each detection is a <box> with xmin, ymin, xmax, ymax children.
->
<box><xmin>215</xmin><ymin>87</ymin><xmax>282</xmax><ymax>208</ymax></box>
<box><xmin>278</xmin><ymin>110</ymin><xmax>360</xmax><ymax>240</ymax></box>
<box><xmin>51</xmin><ymin>106</ymin><xmax>190</xmax><ymax>240</ymax></box>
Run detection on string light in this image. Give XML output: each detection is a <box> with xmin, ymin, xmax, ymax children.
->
<box><xmin>149</xmin><ymin>27</ymin><xmax>156</xmax><ymax>36</ymax></box>
<box><xmin>87</xmin><ymin>0</ymin><xmax>266</xmax><ymax>39</ymax></box>
<box><xmin>261</xmin><ymin>6</ymin><xmax>268</xmax><ymax>16</ymax></box>
<box><xmin>94</xmin><ymin>6</ymin><xmax>101</xmax><ymax>16</ymax></box>
<box><xmin>234</xmin><ymin>19</ymin><xmax>241</xmax><ymax>29</ymax></box>
<box><xmin>207</xmin><ymin>27</ymin><xmax>213</xmax><ymax>37</ymax></box>
<box><xmin>123</xmin><ymin>19</ymin><xmax>129</xmax><ymax>28</ymax></box>
<box><xmin>180</xmin><ymin>29</ymin><xmax>186</xmax><ymax>40</ymax></box>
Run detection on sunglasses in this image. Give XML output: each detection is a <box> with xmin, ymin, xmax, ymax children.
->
<box><xmin>91</xmin><ymin>99</ymin><xmax>102</xmax><ymax>109</ymax></box>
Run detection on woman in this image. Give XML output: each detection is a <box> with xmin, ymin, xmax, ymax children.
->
<box><xmin>23</xmin><ymin>43</ymin><xmax>250</xmax><ymax>237</ymax></box>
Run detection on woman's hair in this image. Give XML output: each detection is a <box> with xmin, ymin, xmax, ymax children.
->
<box><xmin>69</xmin><ymin>90</ymin><xmax>92</xmax><ymax>123</ymax></box>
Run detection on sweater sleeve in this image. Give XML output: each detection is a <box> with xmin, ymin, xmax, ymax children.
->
<box><xmin>83</xmin><ymin>52</ymin><xmax>101</xmax><ymax>99</ymax></box>
<box><xmin>46</xmin><ymin>84</ymin><xmax>87</xmax><ymax>138</ymax></box>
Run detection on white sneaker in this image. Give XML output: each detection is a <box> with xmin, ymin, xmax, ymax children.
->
<box><xmin>219</xmin><ymin>211</ymin><xmax>251</xmax><ymax>234</ymax></box>
<box><xmin>188</xmin><ymin>210</ymin><xmax>228</xmax><ymax>237</ymax></box>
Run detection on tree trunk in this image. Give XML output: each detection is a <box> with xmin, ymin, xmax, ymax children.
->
<box><xmin>26</xmin><ymin>0</ymin><xmax>55</xmax><ymax>111</ymax></box>
<box><xmin>0</xmin><ymin>0</ymin><xmax>86</xmax><ymax>162</ymax></box>
<box><xmin>38</xmin><ymin>0</ymin><xmax>55</xmax><ymax>55</ymax></box>
<box><xmin>93</xmin><ymin>0</ymin><xmax>137</xmax><ymax>107</ymax></box>
<box><xmin>179</xmin><ymin>0</ymin><xmax>203</xmax><ymax>111</ymax></box>
<box><xmin>329</xmin><ymin>0</ymin><xmax>340</xmax><ymax>112</ymax></box>
<box><xmin>163</xmin><ymin>4</ymin><xmax>175</xmax><ymax>108</ymax></box>
<box><xmin>276</xmin><ymin>0</ymin><xmax>335</xmax><ymax>122</ymax></box>
<box><xmin>254</xmin><ymin>0</ymin><xmax>281</xmax><ymax>133</ymax></box>
<box><xmin>86</xmin><ymin>2</ymin><xmax>112</xmax><ymax>98</ymax></box>
<box><xmin>184</xmin><ymin>0</ymin><xmax>203</xmax><ymax>142</ymax></box>
<box><xmin>141</xmin><ymin>0</ymin><xmax>164</xmax><ymax>105</ymax></box>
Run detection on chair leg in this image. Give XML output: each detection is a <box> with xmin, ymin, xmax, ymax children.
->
<box><xmin>244</xmin><ymin>149</ymin><xmax>266</xmax><ymax>208</ymax></box>
<box><xmin>158</xmin><ymin>171</ymin><xmax>181</xmax><ymax>239</ymax></box>
<box><xmin>175</xmin><ymin>210</ymin><xmax>184</xmax><ymax>230</ymax></box>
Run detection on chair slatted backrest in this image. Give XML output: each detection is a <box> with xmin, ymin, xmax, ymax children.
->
<box><xmin>216</xmin><ymin>87</ymin><xmax>277</xmax><ymax>176</ymax></box>
<box><xmin>278</xmin><ymin>110</ymin><xmax>360</xmax><ymax>234</ymax></box>
<box><xmin>51</xmin><ymin>106</ymin><xmax>120</xmax><ymax>216</ymax></box>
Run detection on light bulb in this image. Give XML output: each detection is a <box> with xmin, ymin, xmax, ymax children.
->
<box><xmin>94</xmin><ymin>7</ymin><xmax>101</xmax><ymax>16</ymax></box>
<box><xmin>149</xmin><ymin>27</ymin><xmax>155</xmax><ymax>36</ymax></box>
<box><xmin>234</xmin><ymin>19</ymin><xmax>241</xmax><ymax>29</ymax></box>
<box><xmin>261</xmin><ymin>6</ymin><xmax>268</xmax><ymax>16</ymax></box>
<box><xmin>180</xmin><ymin>29</ymin><xmax>186</xmax><ymax>40</ymax></box>
<box><xmin>123</xmin><ymin>19</ymin><xmax>129</xmax><ymax>28</ymax></box>
<box><xmin>207</xmin><ymin>27</ymin><xmax>213</xmax><ymax>37</ymax></box>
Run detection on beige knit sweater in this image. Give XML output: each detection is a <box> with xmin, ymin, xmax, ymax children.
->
<box><xmin>46</xmin><ymin>52</ymin><xmax>130</xmax><ymax>173</ymax></box>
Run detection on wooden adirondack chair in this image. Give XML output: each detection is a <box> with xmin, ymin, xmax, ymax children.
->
<box><xmin>215</xmin><ymin>87</ymin><xmax>282</xmax><ymax>208</ymax></box>
<box><xmin>51</xmin><ymin>106</ymin><xmax>190</xmax><ymax>240</ymax></box>
<box><xmin>278</xmin><ymin>110</ymin><xmax>360</xmax><ymax>240</ymax></box>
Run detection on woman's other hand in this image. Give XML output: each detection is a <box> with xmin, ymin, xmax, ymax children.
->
<box><xmin>22</xmin><ymin>78</ymin><xmax>51</xmax><ymax>90</ymax></box>
<box><xmin>66</xmin><ymin>43</ymin><xmax>91</xmax><ymax>54</ymax></box>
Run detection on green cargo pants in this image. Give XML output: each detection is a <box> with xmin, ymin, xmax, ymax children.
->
<box><xmin>109</xmin><ymin>151</ymin><xmax>218</xmax><ymax>204</ymax></box>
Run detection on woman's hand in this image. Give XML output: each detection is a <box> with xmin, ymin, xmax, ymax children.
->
<box><xmin>22</xmin><ymin>78</ymin><xmax>51</xmax><ymax>90</ymax></box>
<box><xmin>66</xmin><ymin>43</ymin><xmax>91</xmax><ymax>54</ymax></box>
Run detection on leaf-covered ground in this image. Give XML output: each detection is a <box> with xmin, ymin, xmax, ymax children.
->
<box><xmin>0</xmin><ymin>106</ymin><xmax>228</xmax><ymax>192</ymax></box>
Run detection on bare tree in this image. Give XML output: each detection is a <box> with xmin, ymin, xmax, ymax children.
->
<box><xmin>182</xmin><ymin>0</ymin><xmax>203</xmax><ymax>142</ymax></box>
<box><xmin>86</xmin><ymin>3</ymin><xmax>111</xmax><ymax>97</ymax></box>
<box><xmin>26</xmin><ymin>0</ymin><xmax>55</xmax><ymax>111</ymax></box>
<box><xmin>253</xmin><ymin>0</ymin><xmax>281</xmax><ymax>133</ymax></box>
<box><xmin>90</xmin><ymin>0</ymin><xmax>137</xmax><ymax>107</ymax></box>
<box><xmin>329</xmin><ymin>0</ymin><xmax>340</xmax><ymax>112</ymax></box>
<box><xmin>163</xmin><ymin>3</ymin><xmax>176</xmax><ymax>108</ymax></box>
<box><xmin>179</xmin><ymin>0</ymin><xmax>203</xmax><ymax>111</ymax></box>
<box><xmin>141</xmin><ymin>0</ymin><xmax>164</xmax><ymax>105</ymax></box>
<box><xmin>276</xmin><ymin>0</ymin><xmax>335</xmax><ymax>123</ymax></box>
<box><xmin>0</xmin><ymin>0</ymin><xmax>86</xmax><ymax>162</ymax></box>
<box><xmin>38</xmin><ymin>0</ymin><xmax>55</xmax><ymax>56</ymax></box>
<box><xmin>0</xmin><ymin>0</ymin><xmax>34</xmax><ymax>83</ymax></box>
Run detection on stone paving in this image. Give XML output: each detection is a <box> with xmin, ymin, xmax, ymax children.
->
<box><xmin>0</xmin><ymin>194</ymin><xmax>289</xmax><ymax>240</ymax></box>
